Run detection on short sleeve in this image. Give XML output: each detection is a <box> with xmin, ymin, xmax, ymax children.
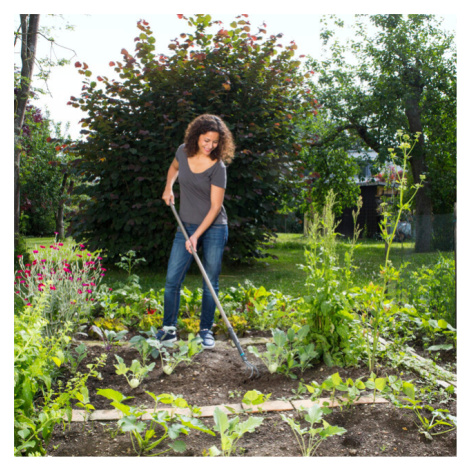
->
<box><xmin>175</xmin><ymin>144</ymin><xmax>186</xmax><ymax>162</ymax></box>
<box><xmin>210</xmin><ymin>161</ymin><xmax>227</xmax><ymax>189</ymax></box>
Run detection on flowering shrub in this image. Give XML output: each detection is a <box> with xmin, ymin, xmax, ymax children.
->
<box><xmin>14</xmin><ymin>239</ymin><xmax>105</xmax><ymax>336</ymax></box>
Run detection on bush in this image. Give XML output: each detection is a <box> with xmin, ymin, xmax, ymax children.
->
<box><xmin>67</xmin><ymin>14</ymin><xmax>318</xmax><ymax>265</ymax></box>
<box><xmin>14</xmin><ymin>239</ymin><xmax>105</xmax><ymax>337</ymax></box>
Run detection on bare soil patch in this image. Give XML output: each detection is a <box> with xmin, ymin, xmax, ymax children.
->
<box><xmin>47</xmin><ymin>334</ymin><xmax>457</xmax><ymax>457</ymax></box>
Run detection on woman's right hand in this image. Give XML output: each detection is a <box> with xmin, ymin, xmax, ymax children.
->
<box><xmin>162</xmin><ymin>188</ymin><xmax>174</xmax><ymax>206</ymax></box>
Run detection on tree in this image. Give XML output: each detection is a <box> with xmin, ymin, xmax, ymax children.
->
<box><xmin>18</xmin><ymin>101</ymin><xmax>73</xmax><ymax>237</ymax></box>
<box><xmin>67</xmin><ymin>14</ymin><xmax>318</xmax><ymax>265</ymax></box>
<box><xmin>308</xmin><ymin>14</ymin><xmax>456</xmax><ymax>252</ymax></box>
<box><xmin>14</xmin><ymin>14</ymin><xmax>40</xmax><ymax>236</ymax></box>
<box><xmin>14</xmin><ymin>14</ymin><xmax>76</xmax><ymax>241</ymax></box>
<box><xmin>296</xmin><ymin>113</ymin><xmax>361</xmax><ymax>220</ymax></box>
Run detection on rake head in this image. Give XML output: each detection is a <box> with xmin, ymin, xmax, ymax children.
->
<box><xmin>242</xmin><ymin>355</ymin><xmax>260</xmax><ymax>379</ymax></box>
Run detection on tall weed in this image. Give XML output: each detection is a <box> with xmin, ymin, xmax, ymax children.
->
<box><xmin>301</xmin><ymin>190</ymin><xmax>364</xmax><ymax>366</ymax></box>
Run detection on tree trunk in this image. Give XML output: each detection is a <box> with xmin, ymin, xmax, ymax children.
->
<box><xmin>405</xmin><ymin>94</ymin><xmax>433</xmax><ymax>253</ymax></box>
<box><xmin>55</xmin><ymin>173</ymin><xmax>69</xmax><ymax>240</ymax></box>
<box><xmin>14</xmin><ymin>14</ymin><xmax>40</xmax><ymax>235</ymax></box>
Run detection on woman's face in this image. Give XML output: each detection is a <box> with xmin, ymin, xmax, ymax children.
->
<box><xmin>197</xmin><ymin>131</ymin><xmax>219</xmax><ymax>156</ymax></box>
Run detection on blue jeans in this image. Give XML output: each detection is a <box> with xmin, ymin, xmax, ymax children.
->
<box><xmin>163</xmin><ymin>223</ymin><xmax>228</xmax><ymax>331</ymax></box>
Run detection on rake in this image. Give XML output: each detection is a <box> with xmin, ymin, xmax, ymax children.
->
<box><xmin>170</xmin><ymin>203</ymin><xmax>259</xmax><ymax>379</ymax></box>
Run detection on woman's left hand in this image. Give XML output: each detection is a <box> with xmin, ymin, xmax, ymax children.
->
<box><xmin>186</xmin><ymin>234</ymin><xmax>198</xmax><ymax>254</ymax></box>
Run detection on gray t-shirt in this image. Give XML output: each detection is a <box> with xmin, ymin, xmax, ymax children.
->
<box><xmin>175</xmin><ymin>144</ymin><xmax>228</xmax><ymax>225</ymax></box>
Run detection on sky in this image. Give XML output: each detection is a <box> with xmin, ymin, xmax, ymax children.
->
<box><xmin>13</xmin><ymin>10</ymin><xmax>458</xmax><ymax>140</ymax></box>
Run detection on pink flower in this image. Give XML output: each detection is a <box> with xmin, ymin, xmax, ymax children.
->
<box><xmin>76</xmin><ymin>254</ymin><xmax>82</xmax><ymax>258</ymax></box>
<box><xmin>40</xmin><ymin>245</ymin><xmax>45</xmax><ymax>248</ymax></box>
<box><xmin>41</xmin><ymin>259</ymin><xmax>46</xmax><ymax>263</ymax></box>
<box><xmin>86</xmin><ymin>289</ymin><xmax>92</xmax><ymax>294</ymax></box>
<box><xmin>33</xmin><ymin>250</ymin><xmax>38</xmax><ymax>254</ymax></box>
<box><xmin>58</xmin><ymin>243</ymin><xmax>64</xmax><ymax>246</ymax></box>
<box><xmin>17</xmin><ymin>255</ymin><xmax>23</xmax><ymax>258</ymax></box>
<box><xmin>50</xmin><ymin>285</ymin><xmax>56</xmax><ymax>290</ymax></box>
<box><xmin>38</xmin><ymin>283</ymin><xmax>45</xmax><ymax>291</ymax></box>
<box><xmin>78</xmin><ymin>289</ymin><xmax>83</xmax><ymax>294</ymax></box>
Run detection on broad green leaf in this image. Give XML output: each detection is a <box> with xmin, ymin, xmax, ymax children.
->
<box><xmin>119</xmin><ymin>415</ymin><xmax>146</xmax><ymax>433</ymax></box>
<box><xmin>96</xmin><ymin>388</ymin><xmax>126</xmax><ymax>403</ymax></box>
<box><xmin>168</xmin><ymin>440</ymin><xmax>186</xmax><ymax>453</ymax></box>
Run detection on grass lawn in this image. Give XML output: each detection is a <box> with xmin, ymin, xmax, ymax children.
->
<box><xmin>24</xmin><ymin>234</ymin><xmax>453</xmax><ymax>298</ymax></box>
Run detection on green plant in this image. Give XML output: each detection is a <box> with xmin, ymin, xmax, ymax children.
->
<box><xmin>92</xmin><ymin>316</ymin><xmax>127</xmax><ymax>332</ymax></box>
<box><xmin>248</xmin><ymin>326</ymin><xmax>318</xmax><ymax>377</ymax></box>
<box><xmin>280</xmin><ymin>404</ymin><xmax>346</xmax><ymax>456</ymax></box>
<box><xmin>89</xmin><ymin>326</ymin><xmax>128</xmax><ymax>352</ymax></box>
<box><xmin>365</xmin><ymin>373</ymin><xmax>389</xmax><ymax>402</ymax></box>
<box><xmin>15</xmin><ymin>297</ymin><xmax>106</xmax><ymax>457</ymax></box>
<box><xmin>208</xmin><ymin>406</ymin><xmax>264</xmax><ymax>456</ymax></box>
<box><xmin>114</xmin><ymin>355</ymin><xmax>156</xmax><ymax>388</ymax></box>
<box><xmin>65</xmin><ymin>342</ymin><xmax>88</xmax><ymax>374</ymax></box>
<box><xmin>115</xmin><ymin>249</ymin><xmax>146</xmax><ymax>276</ymax></box>
<box><xmin>15</xmin><ymin>240</ymin><xmax>105</xmax><ymax>336</ymax></box>
<box><xmin>363</xmin><ymin>131</ymin><xmax>425</xmax><ymax>373</ymax></box>
<box><xmin>156</xmin><ymin>334</ymin><xmax>203</xmax><ymax>375</ymax></box>
<box><xmin>301</xmin><ymin>190</ymin><xmax>364</xmax><ymax>367</ymax></box>
<box><xmin>386</xmin><ymin>381</ymin><xmax>456</xmax><ymax>440</ymax></box>
<box><xmin>241</xmin><ymin>390</ymin><xmax>271</xmax><ymax>412</ymax></box>
<box><xmin>129</xmin><ymin>333</ymin><xmax>158</xmax><ymax>365</ymax></box>
<box><xmin>96</xmin><ymin>388</ymin><xmax>214</xmax><ymax>456</ymax></box>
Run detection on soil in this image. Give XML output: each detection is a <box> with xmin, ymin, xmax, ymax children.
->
<box><xmin>46</xmin><ymin>332</ymin><xmax>457</xmax><ymax>458</ymax></box>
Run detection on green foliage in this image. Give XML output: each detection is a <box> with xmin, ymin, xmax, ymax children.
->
<box><xmin>67</xmin><ymin>14</ymin><xmax>318</xmax><ymax>265</ymax></box>
<box><xmin>14</xmin><ymin>294</ymin><xmax>106</xmax><ymax>455</ymax></box>
<box><xmin>309</xmin><ymin>14</ymin><xmax>456</xmax><ymax>251</ymax></box>
<box><xmin>248</xmin><ymin>326</ymin><xmax>319</xmax><ymax>377</ymax></box>
<box><xmin>154</xmin><ymin>333</ymin><xmax>204</xmax><ymax>375</ymax></box>
<box><xmin>280</xmin><ymin>404</ymin><xmax>346</xmax><ymax>456</ymax></box>
<box><xmin>209</xmin><ymin>404</ymin><xmax>264</xmax><ymax>456</ymax></box>
<box><xmin>15</xmin><ymin>239</ymin><xmax>105</xmax><ymax>337</ymax></box>
<box><xmin>96</xmin><ymin>388</ymin><xmax>214</xmax><ymax>456</ymax></box>
<box><xmin>18</xmin><ymin>102</ymin><xmax>73</xmax><ymax>236</ymax></box>
<box><xmin>301</xmin><ymin>190</ymin><xmax>364</xmax><ymax>366</ymax></box>
<box><xmin>404</xmin><ymin>253</ymin><xmax>456</xmax><ymax>328</ymax></box>
<box><xmin>114</xmin><ymin>354</ymin><xmax>156</xmax><ymax>388</ymax></box>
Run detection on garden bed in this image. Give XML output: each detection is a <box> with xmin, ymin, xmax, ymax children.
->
<box><xmin>46</xmin><ymin>336</ymin><xmax>457</xmax><ymax>457</ymax></box>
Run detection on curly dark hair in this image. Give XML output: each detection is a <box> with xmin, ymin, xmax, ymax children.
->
<box><xmin>184</xmin><ymin>114</ymin><xmax>235</xmax><ymax>164</ymax></box>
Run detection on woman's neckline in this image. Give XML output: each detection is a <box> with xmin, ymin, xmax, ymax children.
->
<box><xmin>187</xmin><ymin>154</ymin><xmax>218</xmax><ymax>174</ymax></box>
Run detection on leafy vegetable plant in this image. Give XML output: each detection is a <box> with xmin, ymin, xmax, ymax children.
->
<box><xmin>155</xmin><ymin>333</ymin><xmax>203</xmax><ymax>375</ymax></box>
<box><xmin>114</xmin><ymin>355</ymin><xmax>155</xmax><ymax>388</ymax></box>
<box><xmin>280</xmin><ymin>404</ymin><xmax>346</xmax><ymax>456</ymax></box>
<box><xmin>96</xmin><ymin>388</ymin><xmax>214</xmax><ymax>456</ymax></box>
<box><xmin>208</xmin><ymin>406</ymin><xmax>264</xmax><ymax>456</ymax></box>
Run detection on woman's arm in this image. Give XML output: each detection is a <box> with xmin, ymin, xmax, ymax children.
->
<box><xmin>162</xmin><ymin>158</ymin><xmax>179</xmax><ymax>205</ymax></box>
<box><xmin>185</xmin><ymin>185</ymin><xmax>225</xmax><ymax>253</ymax></box>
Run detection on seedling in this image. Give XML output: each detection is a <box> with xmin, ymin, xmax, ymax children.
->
<box><xmin>114</xmin><ymin>355</ymin><xmax>155</xmax><ymax>388</ymax></box>
<box><xmin>281</xmin><ymin>403</ymin><xmax>346</xmax><ymax>456</ymax></box>
<box><xmin>208</xmin><ymin>406</ymin><xmax>264</xmax><ymax>456</ymax></box>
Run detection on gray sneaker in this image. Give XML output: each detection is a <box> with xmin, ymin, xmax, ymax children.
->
<box><xmin>154</xmin><ymin>326</ymin><xmax>177</xmax><ymax>343</ymax></box>
<box><xmin>198</xmin><ymin>329</ymin><xmax>215</xmax><ymax>349</ymax></box>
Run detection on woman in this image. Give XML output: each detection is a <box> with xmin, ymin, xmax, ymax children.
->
<box><xmin>158</xmin><ymin>114</ymin><xmax>235</xmax><ymax>348</ymax></box>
